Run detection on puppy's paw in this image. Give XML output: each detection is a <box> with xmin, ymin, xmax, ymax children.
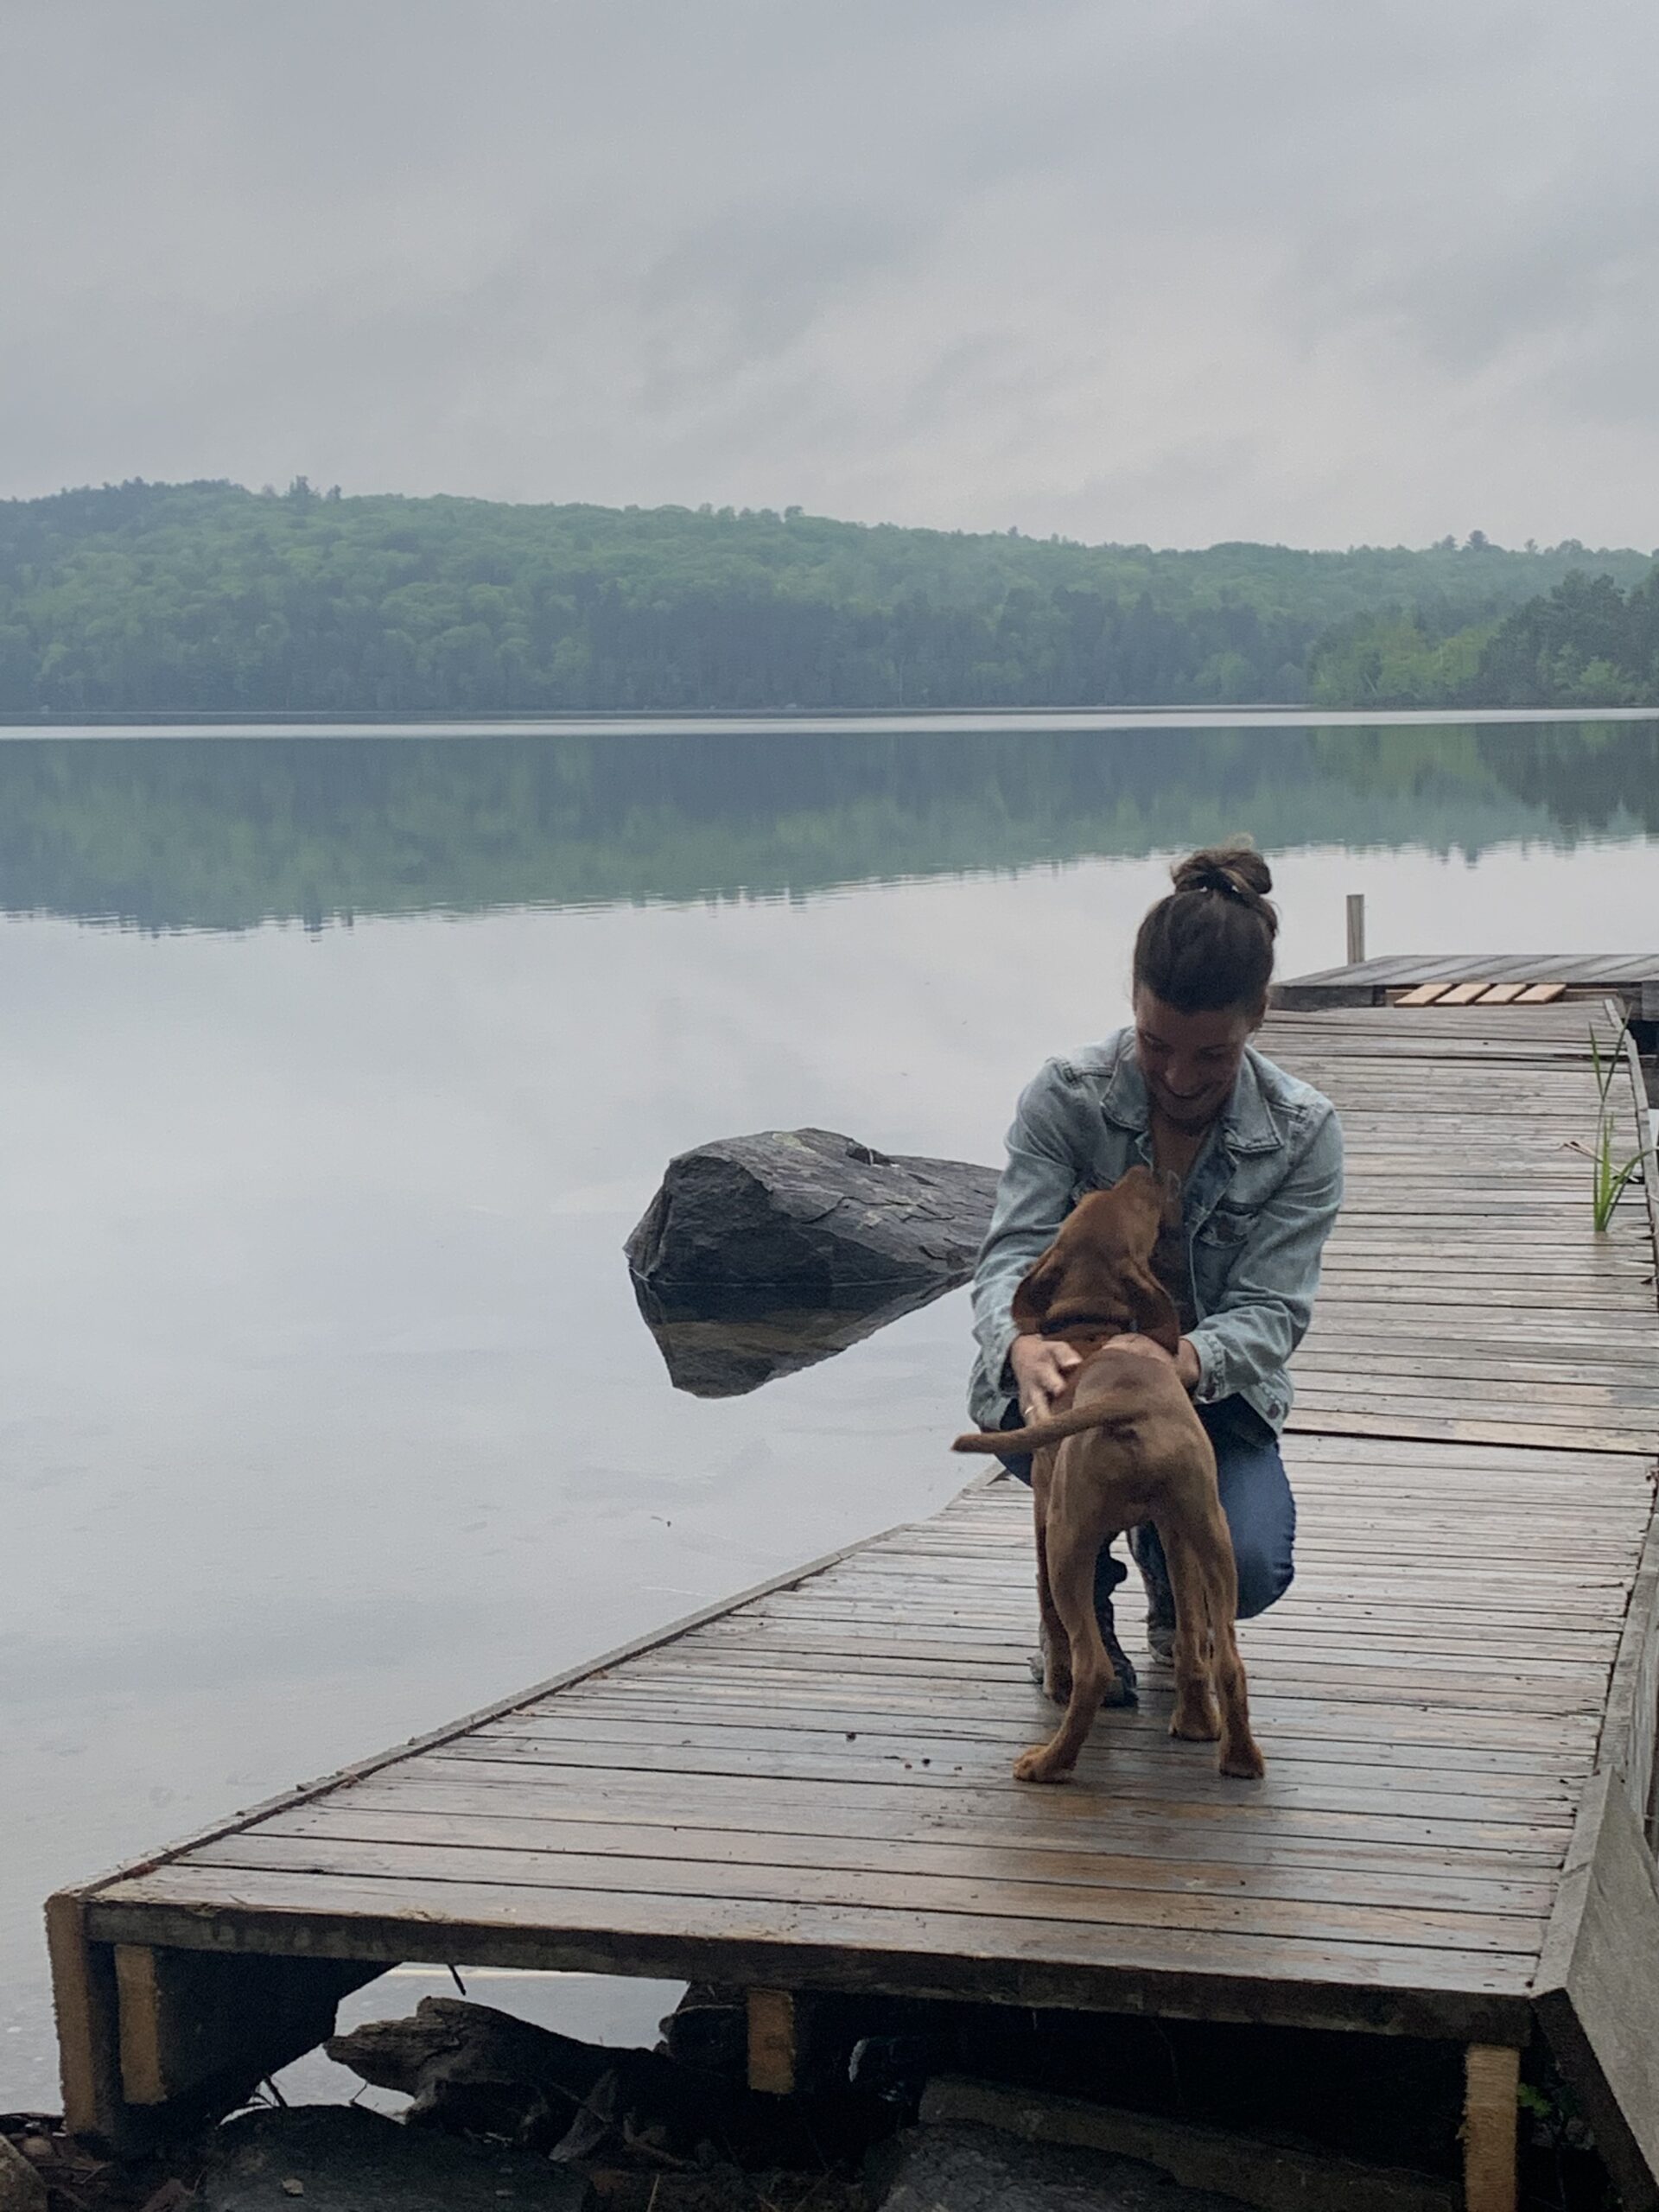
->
<box><xmin>1014</xmin><ymin>1744</ymin><xmax>1074</xmax><ymax>1785</ymax></box>
<box><xmin>1170</xmin><ymin>1696</ymin><xmax>1219</xmax><ymax>1743</ymax></box>
<box><xmin>1219</xmin><ymin>1738</ymin><xmax>1266</xmax><ymax>1781</ymax></box>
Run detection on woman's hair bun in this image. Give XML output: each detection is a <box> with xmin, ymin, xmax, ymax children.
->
<box><xmin>1135</xmin><ymin>841</ymin><xmax>1277</xmax><ymax>1013</ymax></box>
<box><xmin>1171</xmin><ymin>843</ymin><xmax>1275</xmax><ymax>931</ymax></box>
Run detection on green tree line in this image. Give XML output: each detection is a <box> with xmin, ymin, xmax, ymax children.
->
<box><xmin>1308</xmin><ymin>568</ymin><xmax>1659</xmax><ymax>709</ymax></box>
<box><xmin>2</xmin><ymin>480</ymin><xmax>1656</xmax><ymax>714</ymax></box>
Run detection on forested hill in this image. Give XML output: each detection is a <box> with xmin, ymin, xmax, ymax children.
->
<box><xmin>1</xmin><ymin>478</ymin><xmax>1655</xmax><ymax>715</ymax></box>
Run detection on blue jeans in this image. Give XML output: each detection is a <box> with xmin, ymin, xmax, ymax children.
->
<box><xmin>998</xmin><ymin>1395</ymin><xmax>1296</xmax><ymax>1621</ymax></box>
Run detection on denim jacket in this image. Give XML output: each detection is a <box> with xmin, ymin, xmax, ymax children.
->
<box><xmin>969</xmin><ymin>1030</ymin><xmax>1343</xmax><ymax>1436</ymax></box>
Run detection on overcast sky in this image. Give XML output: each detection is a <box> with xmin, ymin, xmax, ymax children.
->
<box><xmin>3</xmin><ymin>0</ymin><xmax>1656</xmax><ymax>550</ymax></box>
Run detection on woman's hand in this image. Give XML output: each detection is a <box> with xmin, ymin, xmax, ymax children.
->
<box><xmin>1091</xmin><ymin>1333</ymin><xmax>1204</xmax><ymax>1393</ymax></box>
<box><xmin>1007</xmin><ymin>1333</ymin><xmax>1083</xmax><ymax>1422</ymax></box>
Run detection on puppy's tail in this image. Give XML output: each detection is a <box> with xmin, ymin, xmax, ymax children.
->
<box><xmin>953</xmin><ymin>1402</ymin><xmax>1135</xmax><ymax>1456</ymax></box>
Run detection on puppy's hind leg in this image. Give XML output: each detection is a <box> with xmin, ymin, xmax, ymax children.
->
<box><xmin>1162</xmin><ymin>1529</ymin><xmax>1219</xmax><ymax>1745</ymax></box>
<box><xmin>1014</xmin><ymin>1510</ymin><xmax>1117</xmax><ymax>1785</ymax></box>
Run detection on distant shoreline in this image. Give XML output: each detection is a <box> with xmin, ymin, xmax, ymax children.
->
<box><xmin>2</xmin><ymin>704</ymin><xmax>1657</xmax><ymax>741</ymax></box>
<box><xmin>10</xmin><ymin>484</ymin><xmax>1656</xmax><ymax>719</ymax></box>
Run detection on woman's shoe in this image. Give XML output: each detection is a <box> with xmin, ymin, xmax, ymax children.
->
<box><xmin>1025</xmin><ymin>1597</ymin><xmax>1139</xmax><ymax>1707</ymax></box>
<box><xmin>1130</xmin><ymin>1523</ymin><xmax>1177</xmax><ymax>1661</ymax></box>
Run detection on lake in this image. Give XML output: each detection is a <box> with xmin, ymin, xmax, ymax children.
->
<box><xmin>3</xmin><ymin>712</ymin><xmax>1658</xmax><ymax>2105</ymax></box>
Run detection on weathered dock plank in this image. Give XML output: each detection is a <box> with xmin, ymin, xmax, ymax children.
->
<box><xmin>1260</xmin><ymin>1003</ymin><xmax>1659</xmax><ymax>1452</ymax></box>
<box><xmin>1274</xmin><ymin>953</ymin><xmax>1659</xmax><ymax>1017</ymax></box>
<box><xmin>48</xmin><ymin>995</ymin><xmax>1659</xmax><ymax>2209</ymax></box>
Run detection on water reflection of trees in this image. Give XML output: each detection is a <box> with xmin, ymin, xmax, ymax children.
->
<box><xmin>0</xmin><ymin>721</ymin><xmax>1654</xmax><ymax>931</ymax></box>
<box><xmin>1472</xmin><ymin>721</ymin><xmax>1659</xmax><ymax>838</ymax></box>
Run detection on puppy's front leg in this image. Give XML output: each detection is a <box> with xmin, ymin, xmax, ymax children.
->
<box><xmin>1016</xmin><ymin>1489</ymin><xmax>1116</xmax><ymax>1783</ymax></box>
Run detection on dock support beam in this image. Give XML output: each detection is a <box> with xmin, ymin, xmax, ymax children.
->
<box><xmin>747</xmin><ymin>1988</ymin><xmax>800</xmax><ymax>2095</ymax></box>
<box><xmin>1462</xmin><ymin>2044</ymin><xmax>1518</xmax><ymax>2212</ymax></box>
<box><xmin>113</xmin><ymin>1944</ymin><xmax>378</xmax><ymax>2111</ymax></box>
<box><xmin>48</xmin><ymin>1891</ymin><xmax>380</xmax><ymax>2151</ymax></box>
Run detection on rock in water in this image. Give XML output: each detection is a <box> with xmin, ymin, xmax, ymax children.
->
<box><xmin>626</xmin><ymin>1129</ymin><xmax>999</xmax><ymax>1300</ymax></box>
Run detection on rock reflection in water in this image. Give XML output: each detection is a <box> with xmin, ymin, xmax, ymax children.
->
<box><xmin>629</xmin><ymin>1274</ymin><xmax>963</xmax><ymax>1397</ymax></box>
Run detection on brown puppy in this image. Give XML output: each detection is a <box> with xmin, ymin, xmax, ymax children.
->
<box><xmin>955</xmin><ymin>1166</ymin><xmax>1264</xmax><ymax>1785</ymax></box>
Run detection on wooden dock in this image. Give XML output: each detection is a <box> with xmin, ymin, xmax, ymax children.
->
<box><xmin>48</xmin><ymin>1000</ymin><xmax>1659</xmax><ymax>2210</ymax></box>
<box><xmin>1274</xmin><ymin>952</ymin><xmax>1659</xmax><ymax>1022</ymax></box>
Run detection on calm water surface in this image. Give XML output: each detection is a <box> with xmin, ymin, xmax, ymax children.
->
<box><xmin>3</xmin><ymin>715</ymin><xmax>1659</xmax><ymax>2101</ymax></box>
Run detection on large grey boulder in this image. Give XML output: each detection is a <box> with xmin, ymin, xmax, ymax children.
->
<box><xmin>625</xmin><ymin>1128</ymin><xmax>999</xmax><ymax>1300</ymax></box>
<box><xmin>913</xmin><ymin>2077</ymin><xmax>1451</xmax><ymax>2212</ymax></box>
<box><xmin>198</xmin><ymin>2107</ymin><xmax>593</xmax><ymax>2211</ymax></box>
<box><xmin>871</xmin><ymin>2120</ymin><xmax>1249</xmax><ymax>2212</ymax></box>
<box><xmin>0</xmin><ymin>2133</ymin><xmax>47</xmax><ymax>2212</ymax></box>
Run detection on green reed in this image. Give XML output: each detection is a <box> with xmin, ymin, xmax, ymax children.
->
<box><xmin>1573</xmin><ymin>1018</ymin><xmax>1646</xmax><ymax>1232</ymax></box>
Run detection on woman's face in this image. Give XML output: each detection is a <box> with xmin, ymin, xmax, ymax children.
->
<box><xmin>1132</xmin><ymin>988</ymin><xmax>1258</xmax><ymax>1133</ymax></box>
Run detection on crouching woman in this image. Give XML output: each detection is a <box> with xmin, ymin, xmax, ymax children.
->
<box><xmin>968</xmin><ymin>844</ymin><xmax>1344</xmax><ymax>1703</ymax></box>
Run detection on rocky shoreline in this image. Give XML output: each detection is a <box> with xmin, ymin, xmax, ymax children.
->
<box><xmin>2</xmin><ymin>1982</ymin><xmax>1612</xmax><ymax>2212</ymax></box>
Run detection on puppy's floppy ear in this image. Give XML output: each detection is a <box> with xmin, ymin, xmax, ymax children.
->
<box><xmin>1126</xmin><ymin>1263</ymin><xmax>1182</xmax><ymax>1356</ymax></box>
<box><xmin>1011</xmin><ymin>1243</ymin><xmax>1064</xmax><ymax>1331</ymax></box>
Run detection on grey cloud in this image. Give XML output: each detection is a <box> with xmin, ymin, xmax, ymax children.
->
<box><xmin>3</xmin><ymin>0</ymin><xmax>1659</xmax><ymax>544</ymax></box>
<box><xmin>638</xmin><ymin>203</ymin><xmax>925</xmax><ymax>398</ymax></box>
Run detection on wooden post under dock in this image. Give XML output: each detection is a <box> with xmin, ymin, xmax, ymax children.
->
<box><xmin>47</xmin><ymin>989</ymin><xmax>1659</xmax><ymax>2212</ymax></box>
